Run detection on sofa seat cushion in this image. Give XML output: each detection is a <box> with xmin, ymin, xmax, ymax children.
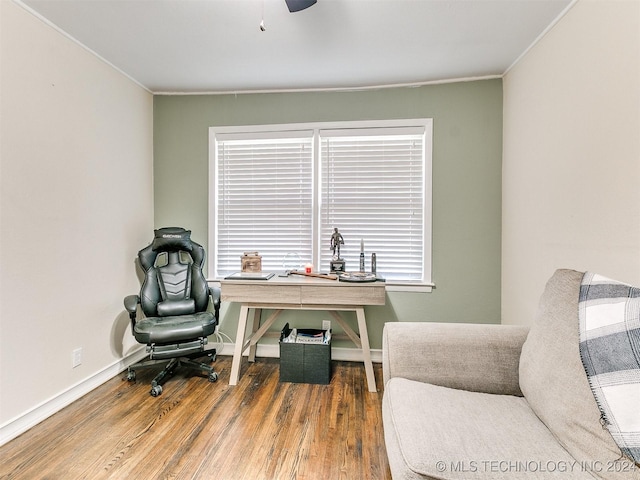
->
<box><xmin>383</xmin><ymin>377</ymin><xmax>593</xmax><ymax>480</ymax></box>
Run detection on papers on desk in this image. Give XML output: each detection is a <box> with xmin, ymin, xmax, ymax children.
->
<box><xmin>280</xmin><ymin>323</ymin><xmax>331</xmax><ymax>345</ymax></box>
<box><xmin>224</xmin><ymin>272</ymin><xmax>275</xmax><ymax>280</ymax></box>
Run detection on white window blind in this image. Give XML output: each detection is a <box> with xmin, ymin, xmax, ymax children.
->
<box><xmin>214</xmin><ymin>131</ymin><xmax>314</xmax><ymax>277</ymax></box>
<box><xmin>210</xmin><ymin>120</ymin><xmax>432</xmax><ymax>287</ymax></box>
<box><xmin>319</xmin><ymin>128</ymin><xmax>425</xmax><ymax>281</ymax></box>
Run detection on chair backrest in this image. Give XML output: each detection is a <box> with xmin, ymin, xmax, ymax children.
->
<box><xmin>138</xmin><ymin>227</ymin><xmax>210</xmax><ymax>318</ymax></box>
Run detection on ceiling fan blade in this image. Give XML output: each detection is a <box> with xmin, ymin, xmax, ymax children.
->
<box><xmin>285</xmin><ymin>0</ymin><xmax>317</xmax><ymax>13</ymax></box>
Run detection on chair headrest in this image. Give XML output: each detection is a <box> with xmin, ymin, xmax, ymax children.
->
<box><xmin>151</xmin><ymin>227</ymin><xmax>193</xmax><ymax>252</ymax></box>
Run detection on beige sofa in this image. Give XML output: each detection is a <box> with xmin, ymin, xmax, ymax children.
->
<box><xmin>382</xmin><ymin>269</ymin><xmax>639</xmax><ymax>479</ymax></box>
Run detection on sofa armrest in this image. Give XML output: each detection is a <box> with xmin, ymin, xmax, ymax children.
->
<box><xmin>382</xmin><ymin>322</ymin><xmax>529</xmax><ymax>396</ymax></box>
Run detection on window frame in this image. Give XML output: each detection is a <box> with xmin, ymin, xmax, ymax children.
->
<box><xmin>209</xmin><ymin>119</ymin><xmax>433</xmax><ymax>292</ymax></box>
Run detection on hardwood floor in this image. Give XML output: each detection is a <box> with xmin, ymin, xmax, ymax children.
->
<box><xmin>0</xmin><ymin>356</ymin><xmax>391</xmax><ymax>480</ymax></box>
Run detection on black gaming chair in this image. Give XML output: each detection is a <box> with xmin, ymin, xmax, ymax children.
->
<box><xmin>124</xmin><ymin>227</ymin><xmax>220</xmax><ymax>397</ymax></box>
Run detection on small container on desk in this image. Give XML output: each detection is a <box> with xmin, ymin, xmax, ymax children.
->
<box><xmin>241</xmin><ymin>251</ymin><xmax>262</xmax><ymax>272</ymax></box>
<box><xmin>279</xmin><ymin>323</ymin><xmax>332</xmax><ymax>384</ymax></box>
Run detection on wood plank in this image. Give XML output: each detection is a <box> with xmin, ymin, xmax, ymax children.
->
<box><xmin>0</xmin><ymin>356</ymin><xmax>391</xmax><ymax>480</ymax></box>
<box><xmin>289</xmin><ymin>270</ymin><xmax>338</xmax><ymax>280</ymax></box>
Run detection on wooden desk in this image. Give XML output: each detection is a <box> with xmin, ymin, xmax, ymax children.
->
<box><xmin>221</xmin><ymin>274</ymin><xmax>386</xmax><ymax>392</ymax></box>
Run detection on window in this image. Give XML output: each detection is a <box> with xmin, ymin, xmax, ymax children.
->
<box><xmin>209</xmin><ymin>119</ymin><xmax>433</xmax><ymax>289</ymax></box>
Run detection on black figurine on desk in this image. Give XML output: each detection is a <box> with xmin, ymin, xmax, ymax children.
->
<box><xmin>329</xmin><ymin>227</ymin><xmax>346</xmax><ymax>273</ymax></box>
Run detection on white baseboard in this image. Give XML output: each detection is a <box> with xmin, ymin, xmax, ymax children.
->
<box><xmin>0</xmin><ymin>348</ymin><xmax>147</xmax><ymax>447</ymax></box>
<box><xmin>215</xmin><ymin>342</ymin><xmax>382</xmax><ymax>363</ymax></box>
<box><xmin>0</xmin><ymin>343</ymin><xmax>380</xmax><ymax>447</ymax></box>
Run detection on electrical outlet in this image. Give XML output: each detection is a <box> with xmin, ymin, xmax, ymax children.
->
<box><xmin>72</xmin><ymin>348</ymin><xmax>82</xmax><ymax>368</ymax></box>
<box><xmin>322</xmin><ymin>320</ymin><xmax>331</xmax><ymax>331</ymax></box>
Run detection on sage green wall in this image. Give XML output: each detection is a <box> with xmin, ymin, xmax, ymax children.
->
<box><xmin>153</xmin><ymin>80</ymin><xmax>502</xmax><ymax>349</ymax></box>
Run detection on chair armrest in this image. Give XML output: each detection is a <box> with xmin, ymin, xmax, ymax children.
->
<box><xmin>124</xmin><ymin>295</ymin><xmax>140</xmax><ymax>316</ymax></box>
<box><xmin>382</xmin><ymin>322</ymin><xmax>529</xmax><ymax>396</ymax></box>
<box><xmin>209</xmin><ymin>286</ymin><xmax>221</xmax><ymax>310</ymax></box>
<box><xmin>209</xmin><ymin>286</ymin><xmax>221</xmax><ymax>320</ymax></box>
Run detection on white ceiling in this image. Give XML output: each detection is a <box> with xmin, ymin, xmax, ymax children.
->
<box><xmin>19</xmin><ymin>0</ymin><xmax>573</xmax><ymax>94</ymax></box>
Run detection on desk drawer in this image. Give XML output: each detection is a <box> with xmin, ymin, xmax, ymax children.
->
<box><xmin>222</xmin><ymin>284</ymin><xmax>301</xmax><ymax>304</ymax></box>
<box><xmin>300</xmin><ymin>284</ymin><xmax>385</xmax><ymax>306</ymax></box>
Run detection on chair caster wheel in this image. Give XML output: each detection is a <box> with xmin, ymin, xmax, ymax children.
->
<box><xmin>127</xmin><ymin>370</ymin><xmax>136</xmax><ymax>382</ymax></box>
<box><xmin>208</xmin><ymin>352</ymin><xmax>217</xmax><ymax>362</ymax></box>
<box><xmin>208</xmin><ymin>372</ymin><xmax>218</xmax><ymax>383</ymax></box>
<box><xmin>150</xmin><ymin>385</ymin><xmax>163</xmax><ymax>397</ymax></box>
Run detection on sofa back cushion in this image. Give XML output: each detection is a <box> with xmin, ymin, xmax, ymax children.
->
<box><xmin>519</xmin><ymin>269</ymin><xmax>637</xmax><ymax>477</ymax></box>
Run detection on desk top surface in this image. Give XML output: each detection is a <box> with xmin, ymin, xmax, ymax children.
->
<box><xmin>221</xmin><ymin>272</ymin><xmax>385</xmax><ymax>287</ymax></box>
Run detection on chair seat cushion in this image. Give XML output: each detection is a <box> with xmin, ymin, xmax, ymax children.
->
<box><xmin>134</xmin><ymin>311</ymin><xmax>216</xmax><ymax>344</ymax></box>
<box><xmin>382</xmin><ymin>377</ymin><xmax>592</xmax><ymax>480</ymax></box>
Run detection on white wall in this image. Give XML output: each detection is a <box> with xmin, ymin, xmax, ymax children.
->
<box><xmin>0</xmin><ymin>0</ymin><xmax>154</xmax><ymax>442</ymax></box>
<box><xmin>502</xmin><ymin>0</ymin><xmax>640</xmax><ymax>325</ymax></box>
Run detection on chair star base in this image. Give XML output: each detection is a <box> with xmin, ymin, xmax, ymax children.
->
<box><xmin>127</xmin><ymin>349</ymin><xmax>218</xmax><ymax>397</ymax></box>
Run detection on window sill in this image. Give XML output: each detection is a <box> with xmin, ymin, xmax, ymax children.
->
<box><xmin>385</xmin><ymin>282</ymin><xmax>435</xmax><ymax>293</ymax></box>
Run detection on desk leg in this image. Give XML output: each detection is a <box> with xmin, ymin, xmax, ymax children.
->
<box><xmin>356</xmin><ymin>307</ymin><xmax>377</xmax><ymax>393</ymax></box>
<box><xmin>248</xmin><ymin>308</ymin><xmax>262</xmax><ymax>363</ymax></box>
<box><xmin>229</xmin><ymin>303</ymin><xmax>250</xmax><ymax>386</ymax></box>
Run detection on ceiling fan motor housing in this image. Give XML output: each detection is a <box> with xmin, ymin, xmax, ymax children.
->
<box><xmin>285</xmin><ymin>0</ymin><xmax>317</xmax><ymax>13</ymax></box>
